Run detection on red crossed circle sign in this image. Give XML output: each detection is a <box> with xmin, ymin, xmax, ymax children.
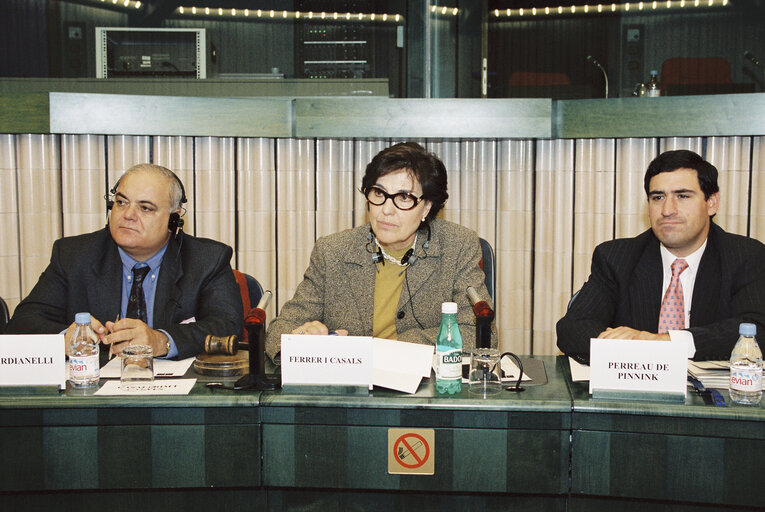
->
<box><xmin>393</xmin><ymin>433</ymin><xmax>430</xmax><ymax>469</ymax></box>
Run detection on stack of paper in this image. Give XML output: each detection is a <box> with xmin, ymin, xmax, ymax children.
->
<box><xmin>688</xmin><ymin>360</ymin><xmax>730</xmax><ymax>390</ymax></box>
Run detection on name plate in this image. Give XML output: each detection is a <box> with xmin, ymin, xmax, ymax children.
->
<box><xmin>281</xmin><ymin>335</ymin><xmax>373</xmax><ymax>389</ymax></box>
<box><xmin>589</xmin><ymin>338</ymin><xmax>687</xmax><ymax>401</ymax></box>
<box><xmin>0</xmin><ymin>335</ymin><xmax>66</xmax><ymax>389</ymax></box>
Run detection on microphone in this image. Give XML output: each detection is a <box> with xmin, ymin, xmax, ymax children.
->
<box><xmin>745</xmin><ymin>50</ymin><xmax>765</xmax><ymax>70</ymax></box>
<box><xmin>235</xmin><ymin>290</ymin><xmax>279</xmax><ymax>390</ymax></box>
<box><xmin>467</xmin><ymin>286</ymin><xmax>494</xmax><ymax>349</ymax></box>
<box><xmin>586</xmin><ymin>55</ymin><xmax>609</xmax><ymax>98</ymax></box>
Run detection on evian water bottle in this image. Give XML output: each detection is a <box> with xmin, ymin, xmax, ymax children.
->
<box><xmin>436</xmin><ymin>302</ymin><xmax>462</xmax><ymax>395</ymax></box>
<box><xmin>729</xmin><ymin>322</ymin><xmax>762</xmax><ymax>405</ymax></box>
<box><xmin>68</xmin><ymin>312</ymin><xmax>100</xmax><ymax>387</ymax></box>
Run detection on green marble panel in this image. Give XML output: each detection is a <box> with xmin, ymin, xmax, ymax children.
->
<box><xmin>572</xmin><ymin>430</ymin><xmax>764</xmax><ymax>507</ymax></box>
<box><xmin>44</xmin><ymin>407</ymin><xmax>98</xmax><ymax>425</ymax></box>
<box><xmin>346</xmin><ymin>407</ymin><xmax>401</xmax><ymax>426</ymax></box>
<box><xmin>262</xmin><ymin>423</ymin><xmax>297</xmax><ymax>486</ymax></box>
<box><xmin>294</xmin><ymin>424</ymin><xmax>349</xmax><ymax>488</ymax></box>
<box><xmin>722</xmin><ymin>437</ymin><xmax>765</xmax><ymax>507</ymax></box>
<box><xmin>151</xmin><ymin>407</ymin><xmax>205</xmax><ymax>425</ymax></box>
<box><xmin>98</xmin><ymin>424</ymin><xmax>153</xmax><ymax>489</ymax></box>
<box><xmin>0</xmin><ymin>408</ymin><xmax>43</xmax><ymax>426</ymax></box>
<box><xmin>151</xmin><ymin>424</ymin><xmax>205</xmax><ymax>488</ymax></box>
<box><xmin>666</xmin><ymin>436</ymin><xmax>724</xmax><ymax>503</ymax></box>
<box><xmin>0</xmin><ymin>426</ymin><xmax>44</xmax><ymax>490</ymax></box>
<box><xmin>205</xmin><ymin>406</ymin><xmax>260</xmax><ymax>425</ymax></box>
<box><xmin>262</xmin><ymin>422</ymin><xmax>567</xmax><ymax>494</ymax></box>
<box><xmin>43</xmin><ymin>425</ymin><xmax>98</xmax><ymax>489</ymax></box>
<box><xmin>97</xmin><ymin>408</ymin><xmax>152</xmax><ymax>425</ymax></box>
<box><xmin>294</xmin><ymin>406</ymin><xmax>349</xmax><ymax>425</ymax></box>
<box><xmin>347</xmin><ymin>424</ymin><xmax>399</xmax><ymax>490</ymax></box>
<box><xmin>205</xmin><ymin>424</ymin><xmax>260</xmax><ymax>487</ymax></box>
<box><xmin>452</xmin><ymin>428</ymin><xmax>508</xmax><ymax>492</ymax></box>
<box><xmin>260</xmin><ymin>405</ymin><xmax>296</xmax><ymax>423</ymax></box>
<box><xmin>507</xmin><ymin>430</ymin><xmax>569</xmax><ymax>495</ymax></box>
<box><xmin>571</xmin><ymin>430</ymin><xmax>610</xmax><ymax>495</ymax></box>
<box><xmin>400</xmin><ymin>409</ymin><xmax>455</xmax><ymax>428</ymax></box>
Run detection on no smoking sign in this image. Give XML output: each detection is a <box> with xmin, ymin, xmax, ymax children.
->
<box><xmin>387</xmin><ymin>428</ymin><xmax>435</xmax><ymax>475</ymax></box>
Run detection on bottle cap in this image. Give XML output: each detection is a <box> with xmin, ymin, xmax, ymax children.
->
<box><xmin>739</xmin><ymin>322</ymin><xmax>756</xmax><ymax>337</ymax></box>
<box><xmin>650</xmin><ymin>70</ymin><xmax>658</xmax><ymax>75</ymax></box>
<box><xmin>75</xmin><ymin>312</ymin><xmax>91</xmax><ymax>324</ymax></box>
<box><xmin>441</xmin><ymin>302</ymin><xmax>458</xmax><ymax>314</ymax></box>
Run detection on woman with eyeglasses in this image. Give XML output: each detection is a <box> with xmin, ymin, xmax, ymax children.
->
<box><xmin>265</xmin><ymin>142</ymin><xmax>495</xmax><ymax>361</ymax></box>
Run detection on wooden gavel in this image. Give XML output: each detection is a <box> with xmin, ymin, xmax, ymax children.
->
<box><xmin>204</xmin><ymin>334</ymin><xmax>239</xmax><ymax>355</ymax></box>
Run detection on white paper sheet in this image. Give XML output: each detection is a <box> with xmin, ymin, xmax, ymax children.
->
<box><xmin>569</xmin><ymin>357</ymin><xmax>591</xmax><ymax>382</ymax></box>
<box><xmin>99</xmin><ymin>356</ymin><xmax>195</xmax><ymax>379</ymax></box>
<box><xmin>372</xmin><ymin>338</ymin><xmax>434</xmax><ymax>394</ymax></box>
<box><xmin>94</xmin><ymin>378</ymin><xmax>196</xmax><ymax>395</ymax></box>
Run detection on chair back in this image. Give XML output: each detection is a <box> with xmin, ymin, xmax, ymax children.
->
<box><xmin>244</xmin><ymin>274</ymin><xmax>264</xmax><ymax>308</ymax></box>
<box><xmin>232</xmin><ymin>270</ymin><xmax>265</xmax><ymax>343</ymax></box>
<box><xmin>478</xmin><ymin>238</ymin><xmax>496</xmax><ymax>305</ymax></box>
<box><xmin>0</xmin><ymin>296</ymin><xmax>9</xmax><ymax>334</ymax></box>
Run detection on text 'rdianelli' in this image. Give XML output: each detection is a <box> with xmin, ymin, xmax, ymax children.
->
<box><xmin>608</xmin><ymin>361</ymin><xmax>670</xmax><ymax>381</ymax></box>
<box><xmin>288</xmin><ymin>356</ymin><xmax>363</xmax><ymax>365</ymax></box>
<box><xmin>0</xmin><ymin>356</ymin><xmax>55</xmax><ymax>365</ymax></box>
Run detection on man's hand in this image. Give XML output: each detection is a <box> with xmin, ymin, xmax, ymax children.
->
<box><xmin>291</xmin><ymin>321</ymin><xmax>348</xmax><ymax>336</ymax></box>
<box><xmin>104</xmin><ymin>318</ymin><xmax>169</xmax><ymax>357</ymax></box>
<box><xmin>64</xmin><ymin>317</ymin><xmax>108</xmax><ymax>350</ymax></box>
<box><xmin>597</xmin><ymin>326</ymin><xmax>671</xmax><ymax>341</ymax></box>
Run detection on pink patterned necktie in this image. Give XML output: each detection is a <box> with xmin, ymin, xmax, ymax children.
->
<box><xmin>658</xmin><ymin>258</ymin><xmax>689</xmax><ymax>334</ymax></box>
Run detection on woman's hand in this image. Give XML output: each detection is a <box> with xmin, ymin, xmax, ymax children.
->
<box><xmin>291</xmin><ymin>321</ymin><xmax>348</xmax><ymax>336</ymax></box>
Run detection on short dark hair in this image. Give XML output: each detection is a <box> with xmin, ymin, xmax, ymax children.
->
<box><xmin>643</xmin><ymin>150</ymin><xmax>719</xmax><ymax>200</ymax></box>
<box><xmin>361</xmin><ymin>142</ymin><xmax>448</xmax><ymax>222</ymax></box>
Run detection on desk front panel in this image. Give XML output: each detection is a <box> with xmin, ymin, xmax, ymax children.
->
<box><xmin>567</xmin><ymin>370</ymin><xmax>765</xmax><ymax>509</ymax></box>
<box><xmin>261</xmin><ymin>356</ymin><xmax>571</xmax><ymax>497</ymax></box>
<box><xmin>0</xmin><ymin>386</ymin><xmax>261</xmax><ymax>492</ymax></box>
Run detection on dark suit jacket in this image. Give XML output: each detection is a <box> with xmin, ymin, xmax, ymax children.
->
<box><xmin>7</xmin><ymin>228</ymin><xmax>243</xmax><ymax>360</ymax></box>
<box><xmin>556</xmin><ymin>223</ymin><xmax>765</xmax><ymax>362</ymax></box>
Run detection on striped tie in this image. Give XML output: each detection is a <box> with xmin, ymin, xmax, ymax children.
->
<box><xmin>126</xmin><ymin>266</ymin><xmax>151</xmax><ymax>324</ymax></box>
<box><xmin>658</xmin><ymin>258</ymin><xmax>688</xmax><ymax>334</ymax></box>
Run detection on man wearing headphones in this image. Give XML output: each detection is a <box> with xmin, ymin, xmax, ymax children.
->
<box><xmin>7</xmin><ymin>164</ymin><xmax>243</xmax><ymax>361</ymax></box>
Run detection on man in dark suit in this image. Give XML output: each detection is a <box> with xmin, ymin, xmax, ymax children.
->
<box><xmin>7</xmin><ymin>164</ymin><xmax>243</xmax><ymax>360</ymax></box>
<box><xmin>557</xmin><ymin>150</ymin><xmax>765</xmax><ymax>362</ymax></box>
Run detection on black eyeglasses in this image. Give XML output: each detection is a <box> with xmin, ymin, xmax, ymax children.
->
<box><xmin>365</xmin><ymin>186</ymin><xmax>424</xmax><ymax>211</ymax></box>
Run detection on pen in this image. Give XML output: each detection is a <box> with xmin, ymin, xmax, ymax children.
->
<box><xmin>108</xmin><ymin>313</ymin><xmax>121</xmax><ymax>360</ymax></box>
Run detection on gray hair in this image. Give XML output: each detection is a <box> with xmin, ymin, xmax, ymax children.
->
<box><xmin>118</xmin><ymin>164</ymin><xmax>185</xmax><ymax>211</ymax></box>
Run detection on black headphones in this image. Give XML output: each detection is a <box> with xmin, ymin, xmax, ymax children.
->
<box><xmin>367</xmin><ymin>224</ymin><xmax>431</xmax><ymax>267</ymax></box>
<box><xmin>106</xmin><ymin>168</ymin><xmax>188</xmax><ymax>235</ymax></box>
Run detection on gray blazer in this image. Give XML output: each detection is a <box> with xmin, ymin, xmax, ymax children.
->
<box><xmin>266</xmin><ymin>218</ymin><xmax>495</xmax><ymax>360</ymax></box>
